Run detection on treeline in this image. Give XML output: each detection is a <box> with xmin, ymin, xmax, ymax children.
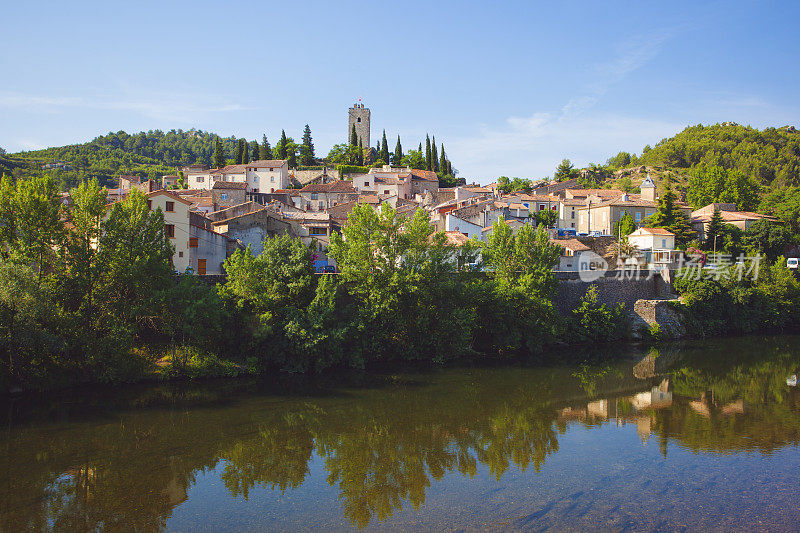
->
<box><xmin>328</xmin><ymin>131</ymin><xmax>464</xmax><ymax>187</ymax></box>
<box><xmin>0</xmin><ymin>175</ymin><xmax>625</xmax><ymax>390</ymax></box>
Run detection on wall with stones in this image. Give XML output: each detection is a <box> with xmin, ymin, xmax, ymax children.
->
<box><xmin>553</xmin><ymin>270</ymin><xmax>675</xmax><ymax>315</ymax></box>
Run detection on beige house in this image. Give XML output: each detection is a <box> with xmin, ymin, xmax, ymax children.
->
<box><xmin>298</xmin><ymin>180</ymin><xmax>358</xmax><ymax>211</ymax></box>
<box><xmin>691</xmin><ymin>203</ymin><xmax>779</xmax><ymax>240</ymax></box>
<box><xmin>212</xmin><ymin>181</ymin><xmax>247</xmax><ymax>210</ymax></box>
<box><xmin>577</xmin><ymin>194</ymin><xmax>658</xmax><ymax>235</ymax></box>
<box><xmin>145</xmin><ymin>190</ymin><xmax>193</xmax><ymax>273</ymax></box>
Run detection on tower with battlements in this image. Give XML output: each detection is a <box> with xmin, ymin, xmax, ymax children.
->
<box><xmin>348</xmin><ymin>102</ymin><xmax>370</xmax><ymax>148</ymax></box>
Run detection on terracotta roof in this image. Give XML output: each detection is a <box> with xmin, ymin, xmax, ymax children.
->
<box><xmin>551</xmin><ymin>238</ymin><xmax>591</xmax><ymax>252</ymax></box>
<box><xmin>565</xmin><ymin>188</ymin><xmax>626</xmax><ymax>198</ymax></box>
<box><xmin>636</xmin><ymin>227</ymin><xmax>674</xmax><ymax>236</ymax></box>
<box><xmin>578</xmin><ymin>196</ymin><xmax>657</xmax><ymax>209</ymax></box>
<box><xmin>248</xmin><ymin>159</ymin><xmax>287</xmax><ymax>168</ymax></box>
<box><xmin>300</xmin><ymin>183</ymin><xmax>329</xmax><ymax>193</ymax></box>
<box><xmin>212</xmin><ymin>181</ymin><xmax>247</xmax><ymax>190</ymax></box>
<box><xmin>145</xmin><ymin>189</ymin><xmax>193</xmax><ymax>205</ymax></box>
<box><xmin>441</xmin><ymin>231</ymin><xmax>471</xmax><ymax>246</ymax></box>
<box><xmin>327</xmin><ymin>180</ymin><xmax>357</xmax><ymax>193</ymax></box>
<box><xmin>692</xmin><ymin>211</ymin><xmax>779</xmax><ymax>223</ymax></box>
<box><xmin>410</xmin><ymin>169</ymin><xmax>438</xmax><ymax>181</ymax></box>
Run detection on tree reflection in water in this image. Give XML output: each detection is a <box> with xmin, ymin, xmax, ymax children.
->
<box><xmin>2</xmin><ymin>336</ymin><xmax>800</xmax><ymax>530</ymax></box>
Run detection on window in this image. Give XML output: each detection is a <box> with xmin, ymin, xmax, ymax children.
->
<box><xmin>384</xmin><ymin>190</ymin><xmax>390</xmax><ymax>195</ymax></box>
<box><xmin>319</xmin><ymin>201</ymin><xmax>323</xmax><ymax>210</ymax></box>
<box><xmin>253</xmin><ymin>176</ymin><xmax>258</xmax><ymax>183</ymax></box>
<box><xmin>571</xmin><ymin>210</ymin><xmax>575</xmax><ymax>219</ymax></box>
<box><xmin>357</xmin><ymin>117</ymin><xmax>361</xmax><ymax>123</ymax></box>
<box><xmin>166</xmin><ymin>224</ymin><xmax>175</xmax><ymax>238</ymax></box>
<box><xmin>635</xmin><ymin>212</ymin><xmax>642</xmax><ymax>222</ymax></box>
<box><xmin>252</xmin><ymin>188</ymin><xmax>259</xmax><ymax>193</ymax></box>
<box><xmin>270</xmin><ymin>176</ymin><xmax>275</xmax><ymax>182</ymax></box>
<box><xmin>539</xmin><ymin>204</ymin><xmax>546</xmax><ymax>211</ymax></box>
<box><xmin>364</xmin><ymin>182</ymin><xmax>369</xmax><ymax>187</ymax></box>
<box><xmin>571</xmin><ymin>223</ymin><xmax>575</xmax><ymax>228</ymax></box>
<box><xmin>662</xmin><ymin>238</ymin><xmax>667</xmax><ymax>248</ymax></box>
<box><xmin>197</xmin><ymin>176</ymin><xmax>204</xmax><ymax>183</ymax></box>
<box><xmin>189</xmin><ymin>237</ymin><xmax>198</xmax><ymax>248</ymax></box>
<box><xmin>220</xmin><ymin>193</ymin><xmax>228</xmax><ymax>200</ymax></box>
<box><xmin>165</xmin><ymin>201</ymin><xmax>174</xmax><ymax>212</ymax></box>
<box><xmin>311</xmin><ymin>193</ymin><xmax>318</xmax><ymax>200</ymax></box>
<box><xmin>309</xmin><ymin>227</ymin><xmax>327</xmax><ymax>235</ymax></box>
<box><xmin>178</xmin><ymin>251</ymin><xmax>183</xmax><ymax>257</ymax></box>
<box><xmin>197</xmin><ymin>258</ymin><xmax>206</xmax><ymax>276</ymax></box>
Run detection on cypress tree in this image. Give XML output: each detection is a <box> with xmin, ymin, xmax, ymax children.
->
<box><xmin>380</xmin><ymin>130</ymin><xmax>390</xmax><ymax>165</ymax></box>
<box><xmin>447</xmin><ymin>159</ymin><xmax>452</xmax><ymax>176</ymax></box>
<box><xmin>418</xmin><ymin>142</ymin><xmax>422</xmax><ymax>153</ymax></box>
<box><xmin>358</xmin><ymin>139</ymin><xmax>364</xmax><ymax>165</ymax></box>
<box><xmin>242</xmin><ymin>140</ymin><xmax>249</xmax><ymax>164</ymax></box>
<box><xmin>260</xmin><ymin>135</ymin><xmax>272</xmax><ymax>160</ymax></box>
<box><xmin>431</xmin><ymin>136</ymin><xmax>439</xmax><ymax>173</ymax></box>
<box><xmin>350</xmin><ymin>124</ymin><xmax>358</xmax><ymax>147</ymax></box>
<box><xmin>394</xmin><ymin>136</ymin><xmax>403</xmax><ymax>165</ymax></box>
<box><xmin>278</xmin><ymin>130</ymin><xmax>288</xmax><ymax>159</ymax></box>
<box><xmin>249</xmin><ymin>140</ymin><xmax>258</xmax><ymax>162</ymax></box>
<box><xmin>235</xmin><ymin>139</ymin><xmax>244</xmax><ymax>164</ymax></box>
<box><xmin>704</xmin><ymin>209</ymin><xmax>725</xmax><ymax>250</ymax></box>
<box><xmin>300</xmin><ymin>124</ymin><xmax>315</xmax><ymax>166</ymax></box>
<box><xmin>425</xmin><ymin>135</ymin><xmax>432</xmax><ymax>171</ymax></box>
<box><xmin>213</xmin><ymin>137</ymin><xmax>225</xmax><ymax>169</ymax></box>
<box><xmin>439</xmin><ymin>143</ymin><xmax>447</xmax><ymax>175</ymax></box>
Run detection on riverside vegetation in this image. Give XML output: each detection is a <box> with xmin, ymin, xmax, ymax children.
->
<box><xmin>2</xmin><ymin>174</ymin><xmax>800</xmax><ymax>391</ymax></box>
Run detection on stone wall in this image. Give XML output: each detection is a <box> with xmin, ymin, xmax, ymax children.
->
<box><xmin>630</xmin><ymin>299</ymin><xmax>686</xmax><ymax>339</ymax></box>
<box><xmin>553</xmin><ymin>270</ymin><xmax>675</xmax><ymax>315</ymax></box>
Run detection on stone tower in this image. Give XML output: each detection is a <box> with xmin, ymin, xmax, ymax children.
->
<box><xmin>348</xmin><ymin>102</ymin><xmax>370</xmax><ymax>148</ymax></box>
<box><xmin>640</xmin><ymin>173</ymin><xmax>656</xmax><ymax>202</ymax></box>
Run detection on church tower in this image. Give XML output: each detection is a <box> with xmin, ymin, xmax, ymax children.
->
<box><xmin>348</xmin><ymin>101</ymin><xmax>370</xmax><ymax>148</ymax></box>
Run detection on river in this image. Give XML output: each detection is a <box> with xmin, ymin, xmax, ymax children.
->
<box><xmin>2</xmin><ymin>335</ymin><xmax>800</xmax><ymax>531</ymax></box>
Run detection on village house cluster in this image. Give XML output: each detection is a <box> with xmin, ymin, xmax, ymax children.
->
<box><xmin>102</xmin><ymin>161</ymin><xmax>779</xmax><ymax>276</ymax></box>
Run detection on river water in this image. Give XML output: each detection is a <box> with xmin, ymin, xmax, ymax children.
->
<box><xmin>2</xmin><ymin>335</ymin><xmax>800</xmax><ymax>531</ymax></box>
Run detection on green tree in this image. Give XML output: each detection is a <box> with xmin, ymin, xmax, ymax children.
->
<box><xmin>439</xmin><ymin>144</ymin><xmax>447</xmax><ymax>177</ymax></box>
<box><xmin>742</xmin><ymin>220</ymin><xmax>792</xmax><ymax>260</ymax></box>
<box><xmin>380</xmin><ymin>130</ymin><xmax>389</xmax><ymax>165</ymax></box>
<box><xmin>612</xmin><ymin>212</ymin><xmax>637</xmax><ymax>238</ymax></box>
<box><xmin>350</xmin><ymin>124</ymin><xmax>358</xmax><ymax>147</ymax></box>
<box><xmin>401</xmin><ymin>149</ymin><xmax>426</xmax><ymax>170</ymax></box>
<box><xmin>431</xmin><ymin>136</ymin><xmax>438</xmax><ymax>173</ymax></box>
<box><xmin>300</xmin><ymin>124</ymin><xmax>315</xmax><ymax>166</ymax></box>
<box><xmin>703</xmin><ymin>209</ymin><xmax>725</xmax><ymax>250</ymax></box>
<box><xmin>249</xmin><ymin>140</ymin><xmax>259</xmax><ymax>163</ymax></box>
<box><xmin>235</xmin><ymin>139</ymin><xmax>245</xmax><ymax>165</ymax></box>
<box><xmin>425</xmin><ymin>135</ymin><xmax>432</xmax><ymax>171</ymax></box>
<box><xmin>63</xmin><ymin>179</ymin><xmax>108</xmax><ymax>328</ymax></box>
<box><xmin>393</xmin><ymin>136</ymin><xmax>403</xmax><ymax>166</ymax></box>
<box><xmin>646</xmin><ymin>186</ymin><xmax>696</xmax><ymax>246</ymax></box>
<box><xmin>242</xmin><ymin>140</ymin><xmax>250</xmax><ymax>164</ymax></box>
<box><xmin>277</xmin><ymin>130</ymin><xmax>289</xmax><ymax>159</ymax></box>
<box><xmin>260</xmin><ymin>135</ymin><xmax>273</xmax><ymax>160</ymax></box>
<box><xmin>95</xmin><ymin>190</ymin><xmax>174</xmax><ymax>336</ymax></box>
<box><xmin>554</xmin><ymin>159</ymin><xmax>578</xmax><ymax>182</ymax></box>
<box><xmin>214</xmin><ymin>136</ymin><xmax>225</xmax><ymax>168</ymax></box>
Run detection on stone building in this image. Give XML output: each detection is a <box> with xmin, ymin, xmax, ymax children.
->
<box><xmin>348</xmin><ymin>102</ymin><xmax>370</xmax><ymax>148</ymax></box>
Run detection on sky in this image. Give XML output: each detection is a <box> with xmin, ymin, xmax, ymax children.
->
<box><xmin>1</xmin><ymin>0</ymin><xmax>799</xmax><ymax>183</ymax></box>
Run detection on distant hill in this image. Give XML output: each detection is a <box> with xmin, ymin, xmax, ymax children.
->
<box><xmin>630</xmin><ymin>123</ymin><xmax>800</xmax><ymax>186</ymax></box>
<box><xmin>5</xmin><ymin>129</ymin><xmax>248</xmax><ymax>189</ymax></box>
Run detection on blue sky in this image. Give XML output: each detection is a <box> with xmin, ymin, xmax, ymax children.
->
<box><xmin>1</xmin><ymin>0</ymin><xmax>798</xmax><ymax>183</ymax></box>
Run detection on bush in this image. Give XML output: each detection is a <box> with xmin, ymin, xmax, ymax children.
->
<box><xmin>570</xmin><ymin>285</ymin><xmax>628</xmax><ymax>343</ymax></box>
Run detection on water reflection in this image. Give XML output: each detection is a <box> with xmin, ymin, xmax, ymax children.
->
<box><xmin>2</xmin><ymin>336</ymin><xmax>800</xmax><ymax>530</ymax></box>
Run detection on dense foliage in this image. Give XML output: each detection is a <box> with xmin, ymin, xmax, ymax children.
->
<box><xmin>673</xmin><ymin>257</ymin><xmax>800</xmax><ymax>337</ymax></box>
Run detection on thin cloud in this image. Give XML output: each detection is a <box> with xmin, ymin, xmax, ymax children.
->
<box><xmin>0</xmin><ymin>92</ymin><xmax>251</xmax><ymax>123</ymax></box>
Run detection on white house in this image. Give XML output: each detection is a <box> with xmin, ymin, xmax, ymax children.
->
<box><xmin>551</xmin><ymin>238</ymin><xmax>592</xmax><ymax>271</ymax></box>
<box><xmin>187</xmin><ymin>160</ymin><xmax>289</xmax><ymax>193</ymax></box>
<box><xmin>445</xmin><ymin>214</ymin><xmax>483</xmax><ymax>241</ymax></box>
<box><xmin>627</xmin><ymin>227</ymin><xmax>677</xmax><ymax>269</ymax></box>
